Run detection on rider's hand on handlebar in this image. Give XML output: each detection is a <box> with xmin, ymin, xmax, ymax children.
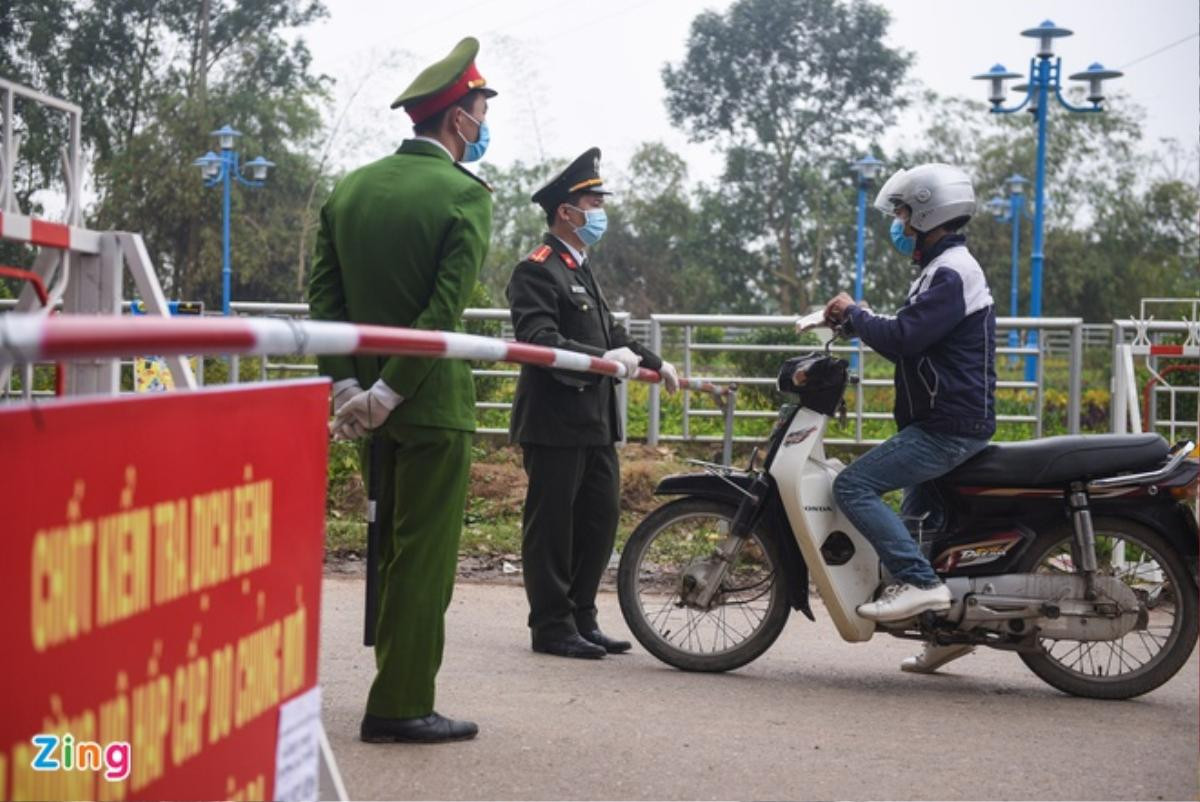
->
<box><xmin>824</xmin><ymin>292</ymin><xmax>855</xmax><ymax>326</ymax></box>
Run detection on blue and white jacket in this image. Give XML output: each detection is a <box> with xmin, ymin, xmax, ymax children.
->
<box><xmin>845</xmin><ymin>234</ymin><xmax>996</xmax><ymax>438</ymax></box>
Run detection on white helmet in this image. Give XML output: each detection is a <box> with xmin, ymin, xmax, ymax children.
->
<box><xmin>873</xmin><ymin>163</ymin><xmax>976</xmax><ymax>233</ymax></box>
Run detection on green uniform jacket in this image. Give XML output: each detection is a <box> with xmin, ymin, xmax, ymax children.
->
<box><xmin>308</xmin><ymin>139</ymin><xmax>492</xmax><ymax>432</ymax></box>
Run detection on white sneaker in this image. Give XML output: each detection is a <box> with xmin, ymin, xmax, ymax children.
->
<box><xmin>856</xmin><ymin>582</ymin><xmax>952</xmax><ymax>622</ymax></box>
<box><xmin>900</xmin><ymin>642</ymin><xmax>974</xmax><ymax>674</ymax></box>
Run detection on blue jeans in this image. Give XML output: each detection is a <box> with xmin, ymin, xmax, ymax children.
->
<box><xmin>833</xmin><ymin>425</ymin><xmax>989</xmax><ymax>588</ymax></box>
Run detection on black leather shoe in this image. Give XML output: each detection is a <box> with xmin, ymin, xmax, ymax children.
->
<box><xmin>531</xmin><ymin>632</ymin><xmax>606</xmax><ymax>659</ymax></box>
<box><xmin>360</xmin><ymin>712</ymin><xmax>478</xmax><ymax>744</ymax></box>
<box><xmin>581</xmin><ymin>629</ymin><xmax>632</xmax><ymax>654</ymax></box>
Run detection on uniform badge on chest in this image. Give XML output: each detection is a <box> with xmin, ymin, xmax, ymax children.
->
<box><xmin>570</xmin><ymin>285</ymin><xmax>588</xmax><ymax>294</ymax></box>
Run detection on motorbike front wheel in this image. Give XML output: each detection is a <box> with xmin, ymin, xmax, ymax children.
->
<box><xmin>617</xmin><ymin>497</ymin><xmax>790</xmax><ymax>672</ymax></box>
<box><xmin>1017</xmin><ymin>516</ymin><xmax>1198</xmax><ymax>699</ymax></box>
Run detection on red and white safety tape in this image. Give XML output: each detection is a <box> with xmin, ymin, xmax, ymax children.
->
<box><xmin>0</xmin><ymin>313</ymin><xmax>729</xmax><ymax>395</ymax></box>
<box><xmin>0</xmin><ymin>212</ymin><xmax>101</xmax><ymax>254</ymax></box>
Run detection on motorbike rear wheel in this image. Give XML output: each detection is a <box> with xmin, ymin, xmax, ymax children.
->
<box><xmin>617</xmin><ymin>497</ymin><xmax>790</xmax><ymax>672</ymax></box>
<box><xmin>1016</xmin><ymin>516</ymin><xmax>1198</xmax><ymax>699</ymax></box>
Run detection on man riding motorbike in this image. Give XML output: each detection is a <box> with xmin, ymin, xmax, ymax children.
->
<box><xmin>824</xmin><ymin>163</ymin><xmax>997</xmax><ymax>673</ymax></box>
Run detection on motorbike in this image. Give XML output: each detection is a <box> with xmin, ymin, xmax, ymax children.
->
<box><xmin>617</xmin><ymin>315</ymin><xmax>1199</xmax><ymax>699</ymax></box>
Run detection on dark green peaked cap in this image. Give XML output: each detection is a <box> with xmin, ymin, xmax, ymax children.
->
<box><xmin>391</xmin><ymin>37</ymin><xmax>497</xmax><ymax>122</ymax></box>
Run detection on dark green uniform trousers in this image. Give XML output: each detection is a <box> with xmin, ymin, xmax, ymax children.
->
<box><xmin>364</xmin><ymin>424</ymin><xmax>472</xmax><ymax>718</ymax></box>
<box><xmin>520</xmin><ymin>444</ymin><xmax>620</xmax><ymax>640</ymax></box>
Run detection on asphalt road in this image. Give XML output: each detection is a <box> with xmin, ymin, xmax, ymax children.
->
<box><xmin>319</xmin><ymin>576</ymin><xmax>1198</xmax><ymax>801</ymax></box>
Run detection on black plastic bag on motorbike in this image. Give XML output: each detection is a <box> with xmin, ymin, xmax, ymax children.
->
<box><xmin>777</xmin><ymin>354</ymin><xmax>849</xmax><ymax>416</ymax></box>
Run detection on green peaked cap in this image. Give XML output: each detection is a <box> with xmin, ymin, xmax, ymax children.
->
<box><xmin>390</xmin><ymin>36</ymin><xmax>497</xmax><ymax>116</ymax></box>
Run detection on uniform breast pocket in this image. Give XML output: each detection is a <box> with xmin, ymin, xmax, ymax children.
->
<box><xmin>569</xmin><ymin>294</ymin><xmax>595</xmax><ymax>314</ymax></box>
<box><xmin>565</xmin><ymin>295</ymin><xmax>604</xmax><ymax>341</ymax></box>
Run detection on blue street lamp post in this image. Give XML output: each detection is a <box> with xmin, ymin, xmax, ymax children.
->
<box><xmin>193</xmin><ymin>126</ymin><xmax>274</xmax><ymax>316</ymax></box>
<box><xmin>850</xmin><ymin>154</ymin><xmax>882</xmax><ymax>370</ymax></box>
<box><xmin>985</xmin><ymin>174</ymin><xmax>1030</xmax><ymax>367</ymax></box>
<box><xmin>973</xmin><ymin>21</ymin><xmax>1121</xmax><ymax>381</ymax></box>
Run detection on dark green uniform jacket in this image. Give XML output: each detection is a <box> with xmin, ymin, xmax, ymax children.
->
<box><xmin>507</xmin><ymin>234</ymin><xmax>662</xmax><ymax>446</ymax></box>
<box><xmin>308</xmin><ymin>138</ymin><xmax>492</xmax><ymax>432</ymax></box>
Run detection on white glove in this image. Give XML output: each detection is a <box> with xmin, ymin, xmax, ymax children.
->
<box><xmin>658</xmin><ymin>361</ymin><xmax>680</xmax><ymax>394</ymax></box>
<box><xmin>330</xmin><ymin>379</ymin><xmax>404</xmax><ymax>441</ymax></box>
<box><xmin>331</xmin><ymin>378</ymin><xmax>362</xmax><ymax>414</ymax></box>
<box><xmin>603</xmin><ymin>347</ymin><xmax>642</xmax><ymax>377</ymax></box>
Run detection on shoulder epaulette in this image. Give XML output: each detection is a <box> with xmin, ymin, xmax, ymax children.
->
<box><xmin>454</xmin><ymin>162</ymin><xmax>493</xmax><ymax>192</ymax></box>
<box><xmin>527</xmin><ymin>245</ymin><xmax>552</xmax><ymax>264</ymax></box>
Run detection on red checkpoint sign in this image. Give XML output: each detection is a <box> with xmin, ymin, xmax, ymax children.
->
<box><xmin>0</xmin><ymin>379</ymin><xmax>330</xmax><ymax>801</ymax></box>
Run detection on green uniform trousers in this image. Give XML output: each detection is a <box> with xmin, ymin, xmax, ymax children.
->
<box><xmin>364</xmin><ymin>424</ymin><xmax>472</xmax><ymax>718</ymax></box>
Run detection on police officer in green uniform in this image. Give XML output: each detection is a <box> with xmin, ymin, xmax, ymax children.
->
<box><xmin>308</xmin><ymin>37</ymin><xmax>495</xmax><ymax>743</ymax></box>
<box><xmin>507</xmin><ymin>148</ymin><xmax>680</xmax><ymax>659</ymax></box>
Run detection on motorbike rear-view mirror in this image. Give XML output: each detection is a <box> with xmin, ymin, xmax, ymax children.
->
<box><xmin>794</xmin><ymin>310</ymin><xmax>828</xmax><ymax>334</ymax></box>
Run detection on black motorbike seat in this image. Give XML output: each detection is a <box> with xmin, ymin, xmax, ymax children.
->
<box><xmin>945</xmin><ymin>433</ymin><xmax>1169</xmax><ymax>487</ymax></box>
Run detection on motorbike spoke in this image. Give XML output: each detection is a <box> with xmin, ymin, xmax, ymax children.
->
<box><xmin>1115</xmin><ymin>638</ymin><xmax>1145</xmax><ymax>672</ymax></box>
<box><xmin>1047</xmin><ymin>638</ymin><xmax>1084</xmax><ymax>667</ymax></box>
<box><xmin>713</xmin><ymin>607</ymin><xmax>749</xmax><ymax>648</ymax></box>
<box><xmin>1135</xmin><ymin>629</ymin><xmax>1159</xmax><ymax>658</ymax></box>
<box><xmin>734</xmin><ymin>600</ymin><xmax>763</xmax><ymax>632</ymax></box>
<box><xmin>681</xmin><ymin>608</ymin><xmax>700</xmax><ymax>652</ymax></box>
<box><xmin>687</xmin><ymin>608</ymin><xmax>705</xmax><ymax>652</ymax></box>
<box><xmin>1140</xmin><ymin>628</ymin><xmax>1169</xmax><ymax>647</ymax></box>
<box><xmin>646</xmin><ymin>593</ymin><xmax>680</xmax><ymax>632</ymax></box>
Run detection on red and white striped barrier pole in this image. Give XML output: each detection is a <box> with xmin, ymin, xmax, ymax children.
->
<box><xmin>0</xmin><ymin>211</ymin><xmax>101</xmax><ymax>253</ymax></box>
<box><xmin>0</xmin><ymin>313</ymin><xmax>729</xmax><ymax>396</ymax></box>
<box><xmin>1131</xmin><ymin>344</ymin><xmax>1200</xmax><ymax>358</ymax></box>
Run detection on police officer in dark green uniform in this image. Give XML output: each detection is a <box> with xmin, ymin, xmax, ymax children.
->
<box><xmin>507</xmin><ymin>149</ymin><xmax>680</xmax><ymax>659</ymax></box>
<box><xmin>308</xmin><ymin>37</ymin><xmax>495</xmax><ymax>743</ymax></box>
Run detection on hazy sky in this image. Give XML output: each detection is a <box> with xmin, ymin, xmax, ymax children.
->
<box><xmin>306</xmin><ymin>0</ymin><xmax>1199</xmax><ymax>191</ymax></box>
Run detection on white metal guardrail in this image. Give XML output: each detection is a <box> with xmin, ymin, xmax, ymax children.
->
<box><xmin>646</xmin><ymin>314</ymin><xmax>1084</xmax><ymax>447</ymax></box>
<box><xmin>3</xmin><ymin>300</ymin><xmax>1093</xmax><ymax>450</ymax></box>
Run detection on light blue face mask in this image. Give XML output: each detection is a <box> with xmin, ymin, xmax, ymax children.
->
<box><xmin>457</xmin><ymin>111</ymin><xmax>489</xmax><ymax>162</ymax></box>
<box><xmin>890</xmin><ymin>218</ymin><xmax>916</xmax><ymax>256</ymax></box>
<box><xmin>569</xmin><ymin>205</ymin><xmax>608</xmax><ymax>247</ymax></box>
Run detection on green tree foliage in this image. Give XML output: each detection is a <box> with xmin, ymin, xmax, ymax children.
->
<box><xmin>476</xmin><ymin>143</ymin><xmax>766</xmax><ymax>316</ymax></box>
<box><xmin>477</xmin><ymin>159</ymin><xmax>560</xmax><ymax>303</ymax></box>
<box><xmin>2</xmin><ymin>0</ymin><xmax>1190</xmax><ymax>325</ymax></box>
<box><xmin>0</xmin><ymin>0</ymin><xmax>331</xmax><ymax>306</ymax></box>
<box><xmin>594</xmin><ymin>143</ymin><xmax>754</xmax><ymax>315</ymax></box>
<box><xmin>663</xmin><ymin>0</ymin><xmax>910</xmax><ymax>314</ymax></box>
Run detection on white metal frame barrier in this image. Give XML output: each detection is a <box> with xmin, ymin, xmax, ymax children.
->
<box><xmin>0</xmin><ymin>77</ymin><xmax>195</xmax><ymax>398</ymax></box>
<box><xmin>1111</xmin><ymin>318</ymin><xmax>1200</xmax><ymax>440</ymax></box>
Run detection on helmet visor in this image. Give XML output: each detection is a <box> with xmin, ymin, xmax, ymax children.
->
<box><xmin>872</xmin><ymin>168</ymin><xmax>908</xmax><ymax>217</ymax></box>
